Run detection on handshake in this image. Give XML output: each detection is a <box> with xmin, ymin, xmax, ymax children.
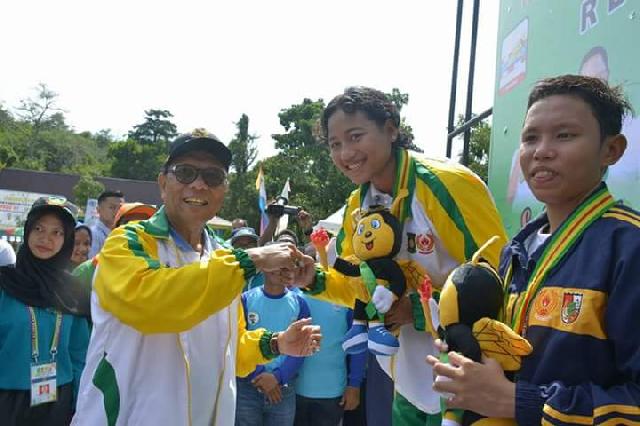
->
<box><xmin>245</xmin><ymin>241</ymin><xmax>315</xmax><ymax>287</ymax></box>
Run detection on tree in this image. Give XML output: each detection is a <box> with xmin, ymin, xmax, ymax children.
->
<box><xmin>109</xmin><ymin>109</ymin><xmax>178</xmax><ymax>181</ymax></box>
<box><xmin>109</xmin><ymin>139</ymin><xmax>165</xmax><ymax>181</ymax></box>
<box><xmin>222</xmin><ymin>114</ymin><xmax>260</xmax><ymax>224</ymax></box>
<box><xmin>228</xmin><ymin>114</ymin><xmax>258</xmax><ymax>174</ymax></box>
<box><xmin>73</xmin><ymin>174</ymin><xmax>105</xmax><ymax>209</ymax></box>
<box><xmin>387</xmin><ymin>88</ymin><xmax>415</xmax><ymax>142</ymax></box>
<box><xmin>263</xmin><ymin>98</ymin><xmax>354</xmax><ymax>225</ymax></box>
<box><xmin>456</xmin><ymin>115</ymin><xmax>491</xmax><ymax>182</ymax></box>
<box><xmin>16</xmin><ymin>83</ymin><xmax>65</xmax><ymax>144</ymax></box>
<box><xmin>128</xmin><ymin>109</ymin><xmax>177</xmax><ymax>147</ymax></box>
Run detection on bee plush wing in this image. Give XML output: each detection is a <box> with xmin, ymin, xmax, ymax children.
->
<box><xmin>472</xmin><ymin>317</ymin><xmax>533</xmax><ymax>371</ymax></box>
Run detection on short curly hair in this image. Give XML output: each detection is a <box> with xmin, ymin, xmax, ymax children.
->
<box><xmin>320</xmin><ymin>86</ymin><xmax>422</xmax><ymax>152</ymax></box>
<box><xmin>527</xmin><ymin>75</ymin><xmax>633</xmax><ymax>140</ymax></box>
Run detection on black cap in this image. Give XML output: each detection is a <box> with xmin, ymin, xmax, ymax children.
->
<box><xmin>30</xmin><ymin>196</ymin><xmax>77</xmax><ymax>228</ymax></box>
<box><xmin>165</xmin><ymin>128</ymin><xmax>232</xmax><ymax>171</ymax></box>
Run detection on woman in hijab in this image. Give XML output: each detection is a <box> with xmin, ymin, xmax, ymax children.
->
<box><xmin>0</xmin><ymin>197</ymin><xmax>90</xmax><ymax>426</ymax></box>
<box><xmin>70</xmin><ymin>225</ymin><xmax>92</xmax><ymax>269</ymax></box>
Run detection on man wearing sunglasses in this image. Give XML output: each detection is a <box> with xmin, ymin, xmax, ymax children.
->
<box><xmin>73</xmin><ymin>129</ymin><xmax>321</xmax><ymax>426</ymax></box>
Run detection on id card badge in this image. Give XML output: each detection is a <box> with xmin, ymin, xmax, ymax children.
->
<box><xmin>30</xmin><ymin>361</ymin><xmax>57</xmax><ymax>406</ymax></box>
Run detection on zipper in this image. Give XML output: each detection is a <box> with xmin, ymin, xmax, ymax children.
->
<box><xmin>176</xmin><ymin>335</ymin><xmax>193</xmax><ymax>426</ymax></box>
<box><xmin>211</xmin><ymin>302</ymin><xmax>234</xmax><ymax>424</ymax></box>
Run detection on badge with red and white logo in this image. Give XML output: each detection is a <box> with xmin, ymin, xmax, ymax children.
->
<box><xmin>533</xmin><ymin>288</ymin><xmax>558</xmax><ymax>322</ymax></box>
<box><xmin>561</xmin><ymin>292</ymin><xmax>583</xmax><ymax>324</ymax></box>
<box><xmin>416</xmin><ymin>233</ymin><xmax>435</xmax><ymax>254</ymax></box>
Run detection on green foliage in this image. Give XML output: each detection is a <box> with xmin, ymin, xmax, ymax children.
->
<box><xmin>128</xmin><ymin>109</ymin><xmax>177</xmax><ymax>148</ymax></box>
<box><xmin>222</xmin><ymin>114</ymin><xmax>260</xmax><ymax>225</ymax></box>
<box><xmin>228</xmin><ymin>114</ymin><xmax>257</xmax><ymax>174</ymax></box>
<box><xmin>1</xmin><ymin>83</ymin><xmax>418</xmax><ymax>235</ymax></box>
<box><xmin>73</xmin><ymin>174</ymin><xmax>105</xmax><ymax>209</ymax></box>
<box><xmin>456</xmin><ymin>115</ymin><xmax>491</xmax><ymax>182</ymax></box>
<box><xmin>110</xmin><ymin>109</ymin><xmax>179</xmax><ymax>181</ymax></box>
<box><xmin>109</xmin><ymin>139</ymin><xmax>165</xmax><ymax>181</ymax></box>
<box><xmin>219</xmin><ymin>88</ymin><xmax>414</xmax><ymax>232</ymax></box>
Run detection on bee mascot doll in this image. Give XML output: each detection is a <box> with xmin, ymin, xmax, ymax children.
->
<box><xmin>436</xmin><ymin>236</ymin><xmax>532</xmax><ymax>426</ymax></box>
<box><xmin>333</xmin><ymin>205</ymin><xmax>406</xmax><ymax>356</ymax></box>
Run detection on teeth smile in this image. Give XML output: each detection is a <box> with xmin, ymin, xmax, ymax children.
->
<box><xmin>184</xmin><ymin>198</ymin><xmax>207</xmax><ymax>206</ymax></box>
<box><xmin>534</xmin><ymin>170</ymin><xmax>554</xmax><ymax>178</ymax></box>
<box><xmin>346</xmin><ymin>161</ymin><xmax>364</xmax><ymax>171</ymax></box>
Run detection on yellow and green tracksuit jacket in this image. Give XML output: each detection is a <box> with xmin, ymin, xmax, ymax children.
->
<box><xmin>72</xmin><ymin>207</ymin><xmax>279</xmax><ymax>426</ymax></box>
<box><xmin>306</xmin><ymin>149</ymin><xmax>507</xmax><ymax>414</ymax></box>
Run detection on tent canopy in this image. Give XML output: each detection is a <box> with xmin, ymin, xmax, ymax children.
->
<box><xmin>315</xmin><ymin>205</ymin><xmax>345</xmax><ymax>235</ymax></box>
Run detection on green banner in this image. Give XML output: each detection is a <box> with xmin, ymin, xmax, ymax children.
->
<box><xmin>489</xmin><ymin>0</ymin><xmax>639</xmax><ymax>235</ymax></box>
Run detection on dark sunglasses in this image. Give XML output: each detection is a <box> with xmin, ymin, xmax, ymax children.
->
<box><xmin>167</xmin><ymin>164</ymin><xmax>227</xmax><ymax>187</ymax></box>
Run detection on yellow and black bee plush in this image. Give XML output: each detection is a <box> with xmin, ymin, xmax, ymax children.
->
<box><xmin>438</xmin><ymin>236</ymin><xmax>532</xmax><ymax>426</ymax></box>
<box><xmin>334</xmin><ymin>205</ymin><xmax>406</xmax><ymax>356</ymax></box>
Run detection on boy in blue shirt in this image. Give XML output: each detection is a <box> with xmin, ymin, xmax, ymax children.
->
<box><xmin>236</xmin><ymin>261</ymin><xmax>310</xmax><ymax>426</ymax></box>
<box><xmin>294</xmin><ymin>293</ymin><xmax>366</xmax><ymax>426</ymax></box>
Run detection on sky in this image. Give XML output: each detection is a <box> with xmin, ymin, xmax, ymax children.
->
<box><xmin>0</xmin><ymin>0</ymin><xmax>500</xmax><ymax>161</ymax></box>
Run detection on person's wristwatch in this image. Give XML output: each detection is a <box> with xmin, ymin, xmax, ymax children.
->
<box><xmin>270</xmin><ymin>332</ymin><xmax>281</xmax><ymax>356</ymax></box>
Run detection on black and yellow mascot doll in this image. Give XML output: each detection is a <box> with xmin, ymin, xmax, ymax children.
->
<box><xmin>334</xmin><ymin>205</ymin><xmax>406</xmax><ymax>356</ymax></box>
<box><xmin>437</xmin><ymin>236</ymin><xmax>532</xmax><ymax>426</ymax></box>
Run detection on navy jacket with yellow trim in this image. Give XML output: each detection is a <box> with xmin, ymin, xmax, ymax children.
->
<box><xmin>500</xmin><ymin>200</ymin><xmax>640</xmax><ymax>425</ymax></box>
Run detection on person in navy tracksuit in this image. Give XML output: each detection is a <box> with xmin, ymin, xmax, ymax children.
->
<box><xmin>429</xmin><ymin>75</ymin><xmax>640</xmax><ymax>425</ymax></box>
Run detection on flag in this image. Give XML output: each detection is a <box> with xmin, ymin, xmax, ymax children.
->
<box><xmin>275</xmin><ymin>178</ymin><xmax>291</xmax><ymax>236</ymax></box>
<box><xmin>255</xmin><ymin>166</ymin><xmax>268</xmax><ymax>234</ymax></box>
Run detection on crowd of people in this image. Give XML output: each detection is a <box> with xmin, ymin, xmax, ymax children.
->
<box><xmin>0</xmin><ymin>74</ymin><xmax>638</xmax><ymax>426</ymax></box>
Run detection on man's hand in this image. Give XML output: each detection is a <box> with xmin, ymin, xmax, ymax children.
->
<box><xmin>384</xmin><ymin>294</ymin><xmax>413</xmax><ymax>332</ymax></box>
<box><xmin>291</xmin><ymin>256</ymin><xmax>317</xmax><ymax>288</ymax></box>
<box><xmin>371</xmin><ymin>285</ymin><xmax>396</xmax><ymax>314</ymax></box>
<box><xmin>246</xmin><ymin>244</ymin><xmax>312</xmax><ymax>278</ymax></box>
<box><xmin>340</xmin><ymin>386</ymin><xmax>360</xmax><ymax>411</ymax></box>
<box><xmin>252</xmin><ymin>372</ymin><xmax>282</xmax><ymax>404</ymax></box>
<box><xmin>426</xmin><ymin>351</ymin><xmax>516</xmax><ymax>418</ymax></box>
<box><xmin>277</xmin><ymin>317</ymin><xmax>321</xmax><ymax>356</ymax></box>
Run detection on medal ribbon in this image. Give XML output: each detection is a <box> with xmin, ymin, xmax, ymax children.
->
<box><xmin>508</xmin><ymin>186</ymin><xmax>614</xmax><ymax>334</ymax></box>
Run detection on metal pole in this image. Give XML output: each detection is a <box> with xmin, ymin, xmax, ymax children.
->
<box><xmin>462</xmin><ymin>0</ymin><xmax>481</xmax><ymax>166</ymax></box>
<box><xmin>447</xmin><ymin>107</ymin><xmax>492</xmax><ymax>140</ymax></box>
<box><xmin>446</xmin><ymin>0</ymin><xmax>465</xmax><ymax>158</ymax></box>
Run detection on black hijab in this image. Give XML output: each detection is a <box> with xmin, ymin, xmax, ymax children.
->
<box><xmin>0</xmin><ymin>200</ymin><xmax>90</xmax><ymax>317</ymax></box>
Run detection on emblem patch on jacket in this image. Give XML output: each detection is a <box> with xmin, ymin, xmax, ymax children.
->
<box><xmin>416</xmin><ymin>233</ymin><xmax>435</xmax><ymax>254</ymax></box>
<box><xmin>561</xmin><ymin>292</ymin><xmax>583</xmax><ymax>324</ymax></box>
<box><xmin>534</xmin><ymin>288</ymin><xmax>559</xmax><ymax>322</ymax></box>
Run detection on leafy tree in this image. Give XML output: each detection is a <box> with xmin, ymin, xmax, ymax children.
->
<box><xmin>222</xmin><ymin>114</ymin><xmax>260</xmax><ymax>224</ymax></box>
<box><xmin>109</xmin><ymin>109</ymin><xmax>178</xmax><ymax>181</ymax></box>
<box><xmin>456</xmin><ymin>115</ymin><xmax>491</xmax><ymax>182</ymax></box>
<box><xmin>387</xmin><ymin>88</ymin><xmax>414</xmax><ymax>142</ymax></box>
<box><xmin>109</xmin><ymin>139</ymin><xmax>165</xmax><ymax>181</ymax></box>
<box><xmin>73</xmin><ymin>174</ymin><xmax>105</xmax><ymax>209</ymax></box>
<box><xmin>266</xmin><ymin>98</ymin><xmax>354</xmax><ymax>225</ymax></box>
<box><xmin>0</xmin><ymin>106</ymin><xmax>18</xmax><ymax>168</ymax></box>
<box><xmin>128</xmin><ymin>109</ymin><xmax>177</xmax><ymax>147</ymax></box>
<box><xmin>16</xmin><ymin>83</ymin><xmax>65</xmax><ymax>144</ymax></box>
<box><xmin>228</xmin><ymin>114</ymin><xmax>258</xmax><ymax>174</ymax></box>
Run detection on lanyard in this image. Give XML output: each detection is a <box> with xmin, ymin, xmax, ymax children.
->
<box><xmin>505</xmin><ymin>186</ymin><xmax>614</xmax><ymax>335</ymax></box>
<box><xmin>28</xmin><ymin>307</ymin><xmax>63</xmax><ymax>363</ymax></box>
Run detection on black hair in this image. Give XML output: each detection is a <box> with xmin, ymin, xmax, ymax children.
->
<box><xmin>275</xmin><ymin>229</ymin><xmax>298</xmax><ymax>246</ymax></box>
<box><xmin>98</xmin><ymin>190</ymin><xmax>124</xmax><ymax>204</ymax></box>
<box><xmin>320</xmin><ymin>86</ymin><xmax>422</xmax><ymax>152</ymax></box>
<box><xmin>527</xmin><ymin>74</ymin><xmax>633</xmax><ymax>140</ymax></box>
